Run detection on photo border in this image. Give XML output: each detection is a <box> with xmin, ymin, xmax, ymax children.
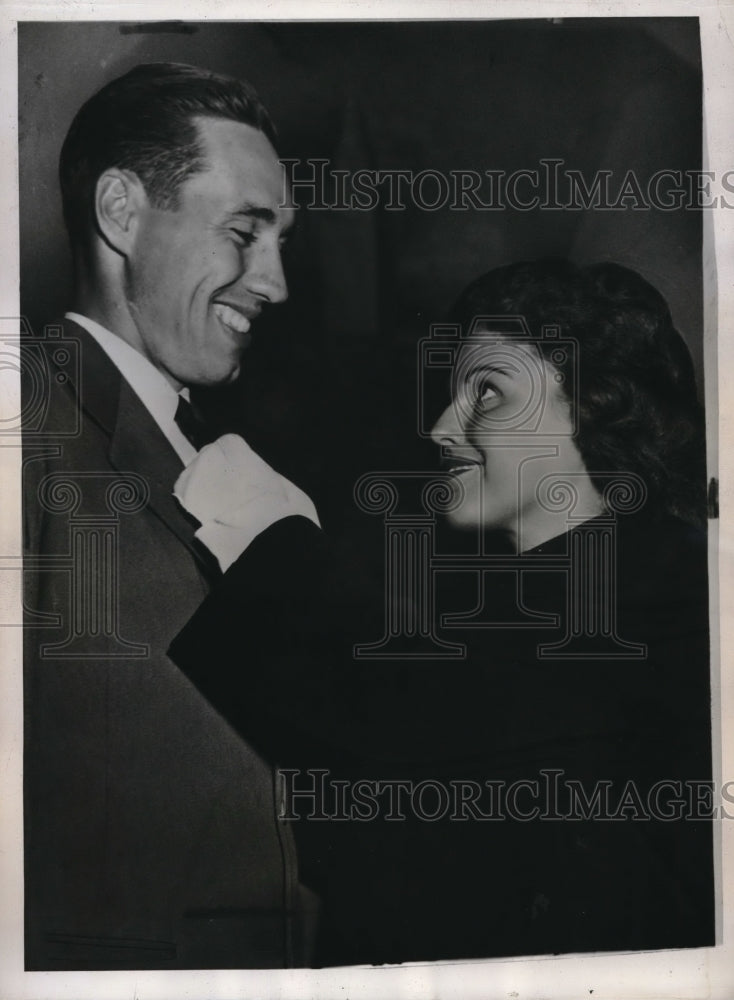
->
<box><xmin>1</xmin><ymin>2</ymin><xmax>731</xmax><ymax>998</ymax></box>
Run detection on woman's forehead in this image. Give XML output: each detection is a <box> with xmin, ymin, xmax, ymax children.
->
<box><xmin>455</xmin><ymin>334</ymin><xmax>542</xmax><ymax>373</ymax></box>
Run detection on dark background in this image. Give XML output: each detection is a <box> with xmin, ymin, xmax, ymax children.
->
<box><xmin>19</xmin><ymin>18</ymin><xmax>703</xmax><ymax>542</ymax></box>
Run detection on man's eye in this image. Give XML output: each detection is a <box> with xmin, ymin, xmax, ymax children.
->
<box><xmin>231</xmin><ymin>228</ymin><xmax>256</xmax><ymax>247</ymax></box>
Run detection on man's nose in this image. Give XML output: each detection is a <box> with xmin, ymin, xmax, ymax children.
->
<box><xmin>244</xmin><ymin>241</ymin><xmax>288</xmax><ymax>305</ymax></box>
<box><xmin>430</xmin><ymin>399</ymin><xmax>465</xmax><ymax>446</ymax></box>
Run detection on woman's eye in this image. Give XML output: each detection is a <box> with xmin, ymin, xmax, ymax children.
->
<box><xmin>477</xmin><ymin>383</ymin><xmax>500</xmax><ymax>406</ymax></box>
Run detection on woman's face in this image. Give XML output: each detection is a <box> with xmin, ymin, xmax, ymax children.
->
<box><xmin>430</xmin><ymin>332</ymin><xmax>596</xmax><ymax>548</ymax></box>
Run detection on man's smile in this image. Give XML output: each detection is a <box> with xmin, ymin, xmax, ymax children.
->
<box><xmin>213</xmin><ymin>301</ymin><xmax>257</xmax><ymax>335</ymax></box>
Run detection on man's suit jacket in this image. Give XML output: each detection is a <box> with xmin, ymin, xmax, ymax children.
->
<box><xmin>22</xmin><ymin>319</ymin><xmax>313</xmax><ymax>970</ymax></box>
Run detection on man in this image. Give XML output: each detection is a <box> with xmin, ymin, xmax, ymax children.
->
<box><xmin>22</xmin><ymin>62</ymin><xmax>318</xmax><ymax>970</ymax></box>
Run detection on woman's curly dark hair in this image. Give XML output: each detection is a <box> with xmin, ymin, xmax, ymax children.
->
<box><xmin>448</xmin><ymin>259</ymin><xmax>707</xmax><ymax>527</ymax></box>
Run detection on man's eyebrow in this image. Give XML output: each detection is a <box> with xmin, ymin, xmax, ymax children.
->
<box><xmin>231</xmin><ymin>204</ymin><xmax>299</xmax><ymax>239</ymax></box>
<box><xmin>232</xmin><ymin>204</ymin><xmax>277</xmax><ymax>223</ymax></box>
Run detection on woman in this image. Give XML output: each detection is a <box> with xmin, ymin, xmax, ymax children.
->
<box><xmin>433</xmin><ymin>259</ymin><xmax>705</xmax><ymax>543</ymax></box>
<box><xmin>170</xmin><ymin>259</ymin><xmax>714</xmax><ymax>965</ymax></box>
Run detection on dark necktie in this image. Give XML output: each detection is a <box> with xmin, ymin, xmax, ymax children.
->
<box><xmin>174</xmin><ymin>395</ymin><xmax>219</xmax><ymax>451</ymax></box>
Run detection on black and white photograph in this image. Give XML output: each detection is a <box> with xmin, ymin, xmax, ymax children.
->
<box><xmin>1</xmin><ymin>3</ymin><xmax>732</xmax><ymax>998</ymax></box>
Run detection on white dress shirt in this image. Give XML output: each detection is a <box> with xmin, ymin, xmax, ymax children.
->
<box><xmin>66</xmin><ymin>313</ymin><xmax>320</xmax><ymax>567</ymax></box>
<box><xmin>65</xmin><ymin>312</ymin><xmax>197</xmax><ymax>466</ymax></box>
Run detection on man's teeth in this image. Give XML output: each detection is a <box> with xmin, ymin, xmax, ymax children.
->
<box><xmin>213</xmin><ymin>303</ymin><xmax>251</xmax><ymax>334</ymax></box>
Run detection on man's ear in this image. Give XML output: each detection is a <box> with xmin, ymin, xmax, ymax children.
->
<box><xmin>94</xmin><ymin>168</ymin><xmax>147</xmax><ymax>255</ymax></box>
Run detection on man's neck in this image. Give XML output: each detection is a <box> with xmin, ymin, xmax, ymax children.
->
<box><xmin>72</xmin><ymin>278</ymin><xmax>183</xmax><ymax>392</ymax></box>
<box><xmin>74</xmin><ymin>284</ymin><xmax>136</xmax><ymax>347</ymax></box>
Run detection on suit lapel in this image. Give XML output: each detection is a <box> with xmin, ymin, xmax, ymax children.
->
<box><xmin>62</xmin><ymin>318</ymin><xmax>211</xmax><ymax>572</ymax></box>
<box><xmin>108</xmin><ymin>378</ymin><xmax>205</xmax><ymax>558</ymax></box>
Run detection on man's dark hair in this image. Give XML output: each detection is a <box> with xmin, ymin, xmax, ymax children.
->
<box><xmin>449</xmin><ymin>258</ymin><xmax>707</xmax><ymax>526</ymax></box>
<box><xmin>59</xmin><ymin>62</ymin><xmax>278</xmax><ymax>248</ymax></box>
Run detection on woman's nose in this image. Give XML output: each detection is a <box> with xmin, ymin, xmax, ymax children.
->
<box><xmin>430</xmin><ymin>400</ymin><xmax>465</xmax><ymax>446</ymax></box>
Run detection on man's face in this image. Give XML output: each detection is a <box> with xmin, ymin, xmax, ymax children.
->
<box><xmin>125</xmin><ymin>116</ymin><xmax>293</xmax><ymax>388</ymax></box>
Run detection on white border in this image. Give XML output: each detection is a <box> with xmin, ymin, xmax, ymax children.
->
<box><xmin>1</xmin><ymin>2</ymin><xmax>732</xmax><ymax>998</ymax></box>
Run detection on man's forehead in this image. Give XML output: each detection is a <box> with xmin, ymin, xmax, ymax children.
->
<box><xmin>194</xmin><ymin>114</ymin><xmax>275</xmax><ymax>158</ymax></box>
<box><xmin>191</xmin><ymin>116</ymin><xmax>287</xmax><ymax>204</ymax></box>
<box><xmin>277</xmin><ymin>179</ymin><xmax>298</xmax><ymax>214</ymax></box>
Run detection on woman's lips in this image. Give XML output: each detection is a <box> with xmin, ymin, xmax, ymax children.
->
<box><xmin>441</xmin><ymin>456</ymin><xmax>483</xmax><ymax>475</ymax></box>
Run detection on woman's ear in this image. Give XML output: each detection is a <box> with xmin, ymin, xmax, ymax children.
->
<box><xmin>94</xmin><ymin>168</ymin><xmax>146</xmax><ymax>255</ymax></box>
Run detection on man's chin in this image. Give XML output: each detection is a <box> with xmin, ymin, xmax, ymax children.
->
<box><xmin>175</xmin><ymin>358</ymin><xmax>242</xmax><ymax>388</ymax></box>
<box><xmin>205</xmin><ymin>363</ymin><xmax>241</xmax><ymax>387</ymax></box>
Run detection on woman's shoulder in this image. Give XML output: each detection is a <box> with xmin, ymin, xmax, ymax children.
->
<box><xmin>613</xmin><ymin>512</ymin><xmax>710</xmax><ymax>658</ymax></box>
<box><xmin>617</xmin><ymin>511</ymin><xmax>708</xmax><ymax>583</ymax></box>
